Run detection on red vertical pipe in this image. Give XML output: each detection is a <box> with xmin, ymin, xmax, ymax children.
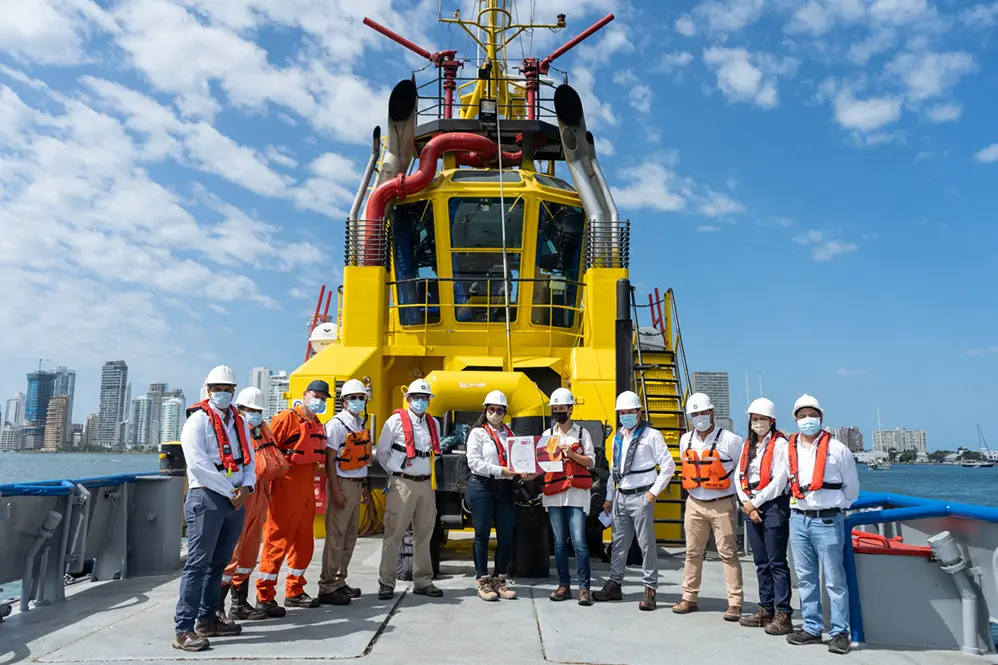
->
<box><xmin>322</xmin><ymin>291</ymin><xmax>332</xmax><ymax>322</ymax></box>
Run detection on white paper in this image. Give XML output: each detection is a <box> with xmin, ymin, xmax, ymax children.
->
<box><xmin>535</xmin><ymin>435</ymin><xmax>564</xmax><ymax>473</ymax></box>
<box><xmin>508</xmin><ymin>437</ymin><xmax>537</xmax><ymax>473</ymax></box>
<box><xmin>598</xmin><ymin>511</ymin><xmax>613</xmax><ymax>529</ymax></box>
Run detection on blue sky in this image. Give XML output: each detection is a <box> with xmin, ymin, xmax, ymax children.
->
<box><xmin>1</xmin><ymin>0</ymin><xmax>996</xmax><ymax>451</ymax></box>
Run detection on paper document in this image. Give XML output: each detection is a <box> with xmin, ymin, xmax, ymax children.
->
<box><xmin>598</xmin><ymin>511</ymin><xmax>613</xmax><ymax>529</ymax></box>
<box><xmin>508</xmin><ymin>437</ymin><xmax>539</xmax><ymax>473</ymax></box>
<box><xmin>536</xmin><ymin>435</ymin><xmax>564</xmax><ymax>473</ymax></box>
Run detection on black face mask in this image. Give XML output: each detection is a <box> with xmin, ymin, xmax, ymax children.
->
<box><xmin>553</xmin><ymin>412</ymin><xmax>569</xmax><ymax>424</ymax></box>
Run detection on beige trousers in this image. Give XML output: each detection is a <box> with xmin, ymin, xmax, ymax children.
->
<box><xmin>318</xmin><ymin>477</ymin><xmax>362</xmax><ymax>594</ymax></box>
<box><xmin>378</xmin><ymin>476</ymin><xmax>437</xmax><ymax>590</ymax></box>
<box><xmin>682</xmin><ymin>495</ymin><xmax>744</xmax><ymax>606</ymax></box>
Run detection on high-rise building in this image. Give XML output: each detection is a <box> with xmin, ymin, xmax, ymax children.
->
<box><xmin>4</xmin><ymin>392</ymin><xmax>25</xmax><ymax>425</ymax></box>
<box><xmin>147</xmin><ymin>383</ymin><xmax>167</xmax><ymax>448</ymax></box>
<box><xmin>250</xmin><ymin>367</ymin><xmax>271</xmax><ymax>397</ymax></box>
<box><xmin>53</xmin><ymin>367</ymin><xmax>76</xmax><ymax>425</ymax></box>
<box><xmin>873</xmin><ymin>427</ymin><xmax>927</xmax><ymax>456</ymax></box>
<box><xmin>267</xmin><ymin>370</ymin><xmax>290</xmax><ymax>419</ymax></box>
<box><xmin>25</xmin><ymin>371</ymin><xmax>58</xmax><ymax>426</ymax></box>
<box><xmin>98</xmin><ymin>360</ymin><xmax>129</xmax><ymax>449</ymax></box>
<box><xmin>834</xmin><ymin>426</ymin><xmax>864</xmax><ymax>452</ymax></box>
<box><xmin>82</xmin><ymin>413</ymin><xmax>99</xmax><ymax>448</ymax></box>
<box><xmin>691</xmin><ymin>371</ymin><xmax>732</xmax><ymax>430</ymax></box>
<box><xmin>43</xmin><ymin>395</ymin><xmax>71</xmax><ymax>452</ymax></box>
<box><xmin>126</xmin><ymin>396</ymin><xmax>153</xmax><ymax>450</ymax></box>
<box><xmin>0</xmin><ymin>424</ymin><xmax>24</xmax><ymax>452</ymax></box>
<box><xmin>71</xmin><ymin>423</ymin><xmax>84</xmax><ymax>448</ymax></box>
<box><xmin>161</xmin><ymin>397</ymin><xmax>186</xmax><ymax>443</ymax></box>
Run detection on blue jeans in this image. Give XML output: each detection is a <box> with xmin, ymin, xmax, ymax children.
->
<box><xmin>746</xmin><ymin>494</ymin><xmax>792</xmax><ymax>614</ymax></box>
<box><xmin>175</xmin><ymin>488</ymin><xmax>245</xmax><ymax>634</ymax></box>
<box><xmin>547</xmin><ymin>506</ymin><xmax>590</xmax><ymax>589</ymax></box>
<box><xmin>789</xmin><ymin>510</ymin><xmax>849</xmax><ymax>637</ymax></box>
<box><xmin>465</xmin><ymin>474</ymin><xmax>515</xmax><ymax>579</ymax></box>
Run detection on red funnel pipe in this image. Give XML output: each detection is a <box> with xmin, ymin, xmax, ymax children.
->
<box><xmin>455</xmin><ymin>149</ymin><xmax>523</xmax><ymax>168</ymax></box>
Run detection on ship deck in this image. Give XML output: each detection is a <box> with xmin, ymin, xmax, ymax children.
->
<box><xmin>3</xmin><ymin>537</ymin><xmax>992</xmax><ymax>665</ymax></box>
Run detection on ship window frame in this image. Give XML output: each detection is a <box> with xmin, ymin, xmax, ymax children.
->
<box><xmin>532</xmin><ymin>198</ymin><xmax>585</xmax><ymax>329</ymax></box>
<box><xmin>389</xmin><ymin>198</ymin><xmax>441</xmax><ymax>327</ymax></box>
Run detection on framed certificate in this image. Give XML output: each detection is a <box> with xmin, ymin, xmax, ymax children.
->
<box><xmin>508</xmin><ymin>436</ymin><xmax>539</xmax><ymax>473</ymax></box>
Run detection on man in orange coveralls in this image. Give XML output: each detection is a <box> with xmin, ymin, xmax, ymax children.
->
<box><xmin>218</xmin><ymin>387</ymin><xmax>289</xmax><ymax>621</ymax></box>
<box><xmin>255</xmin><ymin>380</ymin><xmax>331</xmax><ymax>611</ymax></box>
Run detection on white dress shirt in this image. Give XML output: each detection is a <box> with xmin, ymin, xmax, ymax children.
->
<box><xmin>787</xmin><ymin>434</ymin><xmax>860</xmax><ymax>511</ymax></box>
<box><xmin>375</xmin><ymin>408</ymin><xmax>440</xmax><ymax>476</ymax></box>
<box><xmin>325</xmin><ymin>409</ymin><xmax>369</xmax><ymax>479</ymax></box>
<box><xmin>680</xmin><ymin>426</ymin><xmax>743</xmax><ymax>501</ymax></box>
<box><xmin>466</xmin><ymin>423</ymin><xmax>512</xmax><ymax>479</ymax></box>
<box><xmin>181</xmin><ymin>404</ymin><xmax>256</xmax><ymax>500</ymax></box>
<box><xmin>540</xmin><ymin>423</ymin><xmax>596</xmax><ymax>511</ymax></box>
<box><xmin>735</xmin><ymin>433</ymin><xmax>790</xmax><ymax>506</ymax></box>
<box><xmin>605</xmin><ymin>425</ymin><xmax>676</xmax><ymax>504</ymax></box>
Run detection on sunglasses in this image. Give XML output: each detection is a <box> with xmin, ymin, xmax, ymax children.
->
<box><xmin>486</xmin><ymin>406</ymin><xmax>506</xmax><ymax>415</ymax></box>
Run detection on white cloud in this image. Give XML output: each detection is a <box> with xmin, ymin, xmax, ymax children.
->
<box><xmin>629</xmin><ymin>85</ymin><xmax>653</xmax><ymax>114</ymax></box>
<box><xmin>610</xmin><ymin>158</ymin><xmax>745</xmax><ymax>218</ymax></box>
<box><xmin>886</xmin><ymin>51</ymin><xmax>977</xmax><ymax>102</ymax></box>
<box><xmin>821</xmin><ymin>80</ymin><xmax>904</xmax><ymax>132</ymax></box>
<box><xmin>847</xmin><ymin>28</ymin><xmax>897</xmax><ymax>65</ymax></box>
<box><xmin>660</xmin><ymin>51</ymin><xmax>695</xmax><ymax>73</ymax></box>
<box><xmin>787</xmin><ymin>0</ymin><xmax>866</xmax><ymax>36</ymax></box>
<box><xmin>960</xmin><ymin>2</ymin><xmax>998</xmax><ymax>28</ymax></box>
<box><xmin>0</xmin><ymin>0</ymin><xmax>118</xmax><ymax>65</ymax></box>
<box><xmin>697</xmin><ymin>225</ymin><xmax>721</xmax><ymax>232</ymax></box>
<box><xmin>974</xmin><ymin>144</ymin><xmax>998</xmax><ymax>164</ymax></box>
<box><xmin>793</xmin><ymin>230</ymin><xmax>859</xmax><ymax>261</ymax></box>
<box><xmin>926</xmin><ymin>103</ymin><xmax>962</xmax><ymax>123</ymax></box>
<box><xmin>703</xmin><ymin>48</ymin><xmax>799</xmax><ymax>109</ymax></box>
<box><xmin>699</xmin><ymin>190</ymin><xmax>746</xmax><ymax>217</ymax></box>
<box><xmin>569</xmin><ymin>67</ymin><xmax>619</xmax><ymax>128</ymax></box>
<box><xmin>688</xmin><ymin>0</ymin><xmax>766</xmax><ymax>36</ymax></box>
<box><xmin>675</xmin><ymin>14</ymin><xmax>697</xmax><ymax>36</ymax></box>
<box><xmin>593</xmin><ymin>136</ymin><xmax>615</xmax><ymax>156</ymax></box>
<box><xmin>965</xmin><ymin>346</ymin><xmax>998</xmax><ymax>356</ymax></box>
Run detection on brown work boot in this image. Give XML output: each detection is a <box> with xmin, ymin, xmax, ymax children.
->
<box><xmin>639</xmin><ymin>587</ymin><xmax>657</xmax><ymax>611</ymax></box>
<box><xmin>592</xmin><ymin>580</ymin><xmax>622</xmax><ymax>602</ymax></box>
<box><xmin>491</xmin><ymin>574</ymin><xmax>517</xmax><ymax>600</ymax></box>
<box><xmin>285</xmin><ymin>592</ymin><xmax>320</xmax><ymax>608</ymax></box>
<box><xmin>672</xmin><ymin>598</ymin><xmax>699</xmax><ymax>614</ymax></box>
<box><xmin>255</xmin><ymin>599</ymin><xmax>286</xmax><ymax>618</ymax></box>
<box><xmin>740</xmin><ymin>606</ymin><xmax>774</xmax><ymax>627</ymax></box>
<box><xmin>477</xmin><ymin>576</ymin><xmax>499</xmax><ymax>601</ymax></box>
<box><xmin>195</xmin><ymin>617</ymin><xmax>241</xmax><ymax>638</ymax></box>
<box><xmin>549</xmin><ymin>585</ymin><xmax>571</xmax><ymax>602</ymax></box>
<box><xmin>173</xmin><ymin>631</ymin><xmax>208</xmax><ymax>652</ymax></box>
<box><xmin>578</xmin><ymin>588</ymin><xmax>592</xmax><ymax>606</ymax></box>
<box><xmin>765</xmin><ymin>611</ymin><xmax>795</xmax><ymax>635</ymax></box>
<box><xmin>724</xmin><ymin>605</ymin><xmax>743</xmax><ymax>622</ymax></box>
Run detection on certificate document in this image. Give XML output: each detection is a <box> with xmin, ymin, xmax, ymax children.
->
<box><xmin>508</xmin><ymin>436</ymin><xmax>538</xmax><ymax>473</ymax></box>
<box><xmin>535</xmin><ymin>435</ymin><xmax>564</xmax><ymax>473</ymax></box>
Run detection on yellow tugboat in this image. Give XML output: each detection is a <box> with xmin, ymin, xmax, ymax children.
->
<box><xmin>295</xmin><ymin>0</ymin><xmax>694</xmax><ymax>570</ymax></box>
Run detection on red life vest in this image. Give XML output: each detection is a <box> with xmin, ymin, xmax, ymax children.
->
<box><xmin>787</xmin><ymin>431</ymin><xmax>843</xmax><ymax>500</ymax></box>
<box><xmin>276</xmin><ymin>406</ymin><xmax>327</xmax><ymax>466</ymax></box>
<box><xmin>250</xmin><ymin>421</ymin><xmax>289</xmax><ymax>483</ymax></box>
<box><xmin>543</xmin><ymin>440</ymin><xmax>593</xmax><ymax>496</ymax></box>
<box><xmin>482</xmin><ymin>423</ymin><xmax>512</xmax><ymax>467</ymax></box>
<box><xmin>738</xmin><ymin>431</ymin><xmax>785</xmax><ymax>498</ymax></box>
<box><xmin>392</xmin><ymin>409</ymin><xmax>441</xmax><ymax>463</ymax></box>
<box><xmin>186</xmin><ymin>400</ymin><xmax>252</xmax><ymax>474</ymax></box>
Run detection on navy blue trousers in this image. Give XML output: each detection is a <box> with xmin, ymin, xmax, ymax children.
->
<box><xmin>745</xmin><ymin>493</ymin><xmax>793</xmax><ymax>614</ymax></box>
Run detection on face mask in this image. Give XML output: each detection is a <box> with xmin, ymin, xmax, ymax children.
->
<box><xmin>346</xmin><ymin>399</ymin><xmax>365</xmax><ymax>415</ymax></box>
<box><xmin>751</xmin><ymin>420</ymin><xmax>771</xmax><ymax>436</ymax></box>
<box><xmin>246</xmin><ymin>412</ymin><xmax>263</xmax><ymax>428</ymax></box>
<box><xmin>210</xmin><ymin>391</ymin><xmax>232</xmax><ymax>410</ymax></box>
<box><xmin>692</xmin><ymin>415</ymin><xmax>712</xmax><ymax>432</ymax></box>
<box><xmin>797</xmin><ymin>417</ymin><xmax>821</xmax><ymax>436</ymax></box>
<box><xmin>619</xmin><ymin>413</ymin><xmax>639</xmax><ymax>429</ymax></box>
<box><xmin>409</xmin><ymin>398</ymin><xmax>428</xmax><ymax>415</ymax></box>
<box><xmin>486</xmin><ymin>412</ymin><xmax>504</xmax><ymax>427</ymax></box>
<box><xmin>552</xmin><ymin>412</ymin><xmax>569</xmax><ymax>424</ymax></box>
<box><xmin>307</xmin><ymin>397</ymin><xmax>326</xmax><ymax>415</ymax></box>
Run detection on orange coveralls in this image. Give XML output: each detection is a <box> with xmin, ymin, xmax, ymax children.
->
<box><xmin>256</xmin><ymin>405</ymin><xmax>326</xmax><ymax>603</ymax></box>
<box><xmin>222</xmin><ymin>422</ymin><xmax>288</xmax><ymax>587</ymax></box>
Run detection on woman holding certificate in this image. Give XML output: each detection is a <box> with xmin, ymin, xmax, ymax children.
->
<box><xmin>464</xmin><ymin>390</ymin><xmax>519</xmax><ymax>602</ymax></box>
<box><xmin>540</xmin><ymin>388</ymin><xmax>596</xmax><ymax>606</ymax></box>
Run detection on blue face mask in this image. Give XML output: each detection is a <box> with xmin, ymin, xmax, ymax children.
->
<box><xmin>246</xmin><ymin>412</ymin><xmax>263</xmax><ymax>428</ymax></box>
<box><xmin>409</xmin><ymin>398</ymin><xmax>429</xmax><ymax>415</ymax></box>
<box><xmin>797</xmin><ymin>417</ymin><xmax>821</xmax><ymax>436</ymax></box>
<box><xmin>346</xmin><ymin>399</ymin><xmax>365</xmax><ymax>415</ymax></box>
<box><xmin>210</xmin><ymin>391</ymin><xmax>232</xmax><ymax>410</ymax></box>
<box><xmin>619</xmin><ymin>413</ymin><xmax>639</xmax><ymax>429</ymax></box>
<box><xmin>307</xmin><ymin>397</ymin><xmax>326</xmax><ymax>415</ymax></box>
<box><xmin>692</xmin><ymin>415</ymin><xmax>712</xmax><ymax>432</ymax></box>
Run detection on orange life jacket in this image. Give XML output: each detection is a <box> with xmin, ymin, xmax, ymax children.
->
<box><xmin>391</xmin><ymin>409</ymin><xmax>441</xmax><ymax>463</ymax></box>
<box><xmin>681</xmin><ymin>429</ymin><xmax>733</xmax><ymax>491</ymax></box>
<box><xmin>333</xmin><ymin>415</ymin><xmax>372</xmax><ymax>472</ymax></box>
<box><xmin>482</xmin><ymin>422</ymin><xmax>512</xmax><ymax>467</ymax></box>
<box><xmin>543</xmin><ymin>441</ymin><xmax>593</xmax><ymax>495</ymax></box>
<box><xmin>738</xmin><ymin>431</ymin><xmax>785</xmax><ymax>498</ymax></box>
<box><xmin>250</xmin><ymin>421</ymin><xmax>289</xmax><ymax>482</ymax></box>
<box><xmin>787</xmin><ymin>431</ymin><xmax>843</xmax><ymax>500</ymax></box>
<box><xmin>186</xmin><ymin>400</ymin><xmax>252</xmax><ymax>474</ymax></box>
<box><xmin>275</xmin><ymin>406</ymin><xmax>327</xmax><ymax>466</ymax></box>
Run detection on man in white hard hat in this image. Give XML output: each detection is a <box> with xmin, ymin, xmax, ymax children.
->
<box><xmin>375</xmin><ymin>378</ymin><xmax>444</xmax><ymax>600</ymax></box>
<box><xmin>317</xmin><ymin>379</ymin><xmax>373</xmax><ymax>605</ymax></box>
<box><xmin>673</xmin><ymin>392</ymin><xmax>745</xmax><ymax>622</ymax></box>
<box><xmin>173</xmin><ymin>366</ymin><xmax>256</xmax><ymax>653</ymax></box>
<box><xmin>593</xmin><ymin>390</ymin><xmax>676</xmax><ymax>611</ymax></box>
<box><xmin>784</xmin><ymin>394</ymin><xmax>859</xmax><ymax>655</ymax></box>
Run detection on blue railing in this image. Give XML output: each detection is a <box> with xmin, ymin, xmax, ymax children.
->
<box><xmin>0</xmin><ymin>472</ymin><xmax>162</xmax><ymax>497</ymax></box>
<box><xmin>844</xmin><ymin>491</ymin><xmax>998</xmax><ymax>643</ymax></box>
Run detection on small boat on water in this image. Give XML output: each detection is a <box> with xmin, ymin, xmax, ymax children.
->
<box><xmin>868</xmin><ymin>460</ymin><xmax>892</xmax><ymax>470</ymax></box>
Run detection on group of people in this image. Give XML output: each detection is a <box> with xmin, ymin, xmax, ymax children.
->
<box><xmin>171</xmin><ymin>365</ymin><xmax>859</xmax><ymax>658</ymax></box>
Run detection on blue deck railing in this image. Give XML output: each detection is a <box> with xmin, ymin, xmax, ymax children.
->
<box><xmin>0</xmin><ymin>472</ymin><xmax>163</xmax><ymax>497</ymax></box>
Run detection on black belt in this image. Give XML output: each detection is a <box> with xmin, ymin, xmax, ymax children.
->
<box><xmin>690</xmin><ymin>494</ymin><xmax>735</xmax><ymax>503</ymax></box>
<box><xmin>793</xmin><ymin>508</ymin><xmax>841</xmax><ymax>518</ymax></box>
<box><xmin>618</xmin><ymin>484</ymin><xmax>653</xmax><ymax>496</ymax></box>
<box><xmin>392</xmin><ymin>472</ymin><xmax>431</xmax><ymax>482</ymax></box>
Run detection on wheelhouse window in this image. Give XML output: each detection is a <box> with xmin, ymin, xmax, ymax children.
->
<box><xmin>533</xmin><ymin>200</ymin><xmax>585</xmax><ymax>328</ymax></box>
<box><xmin>390</xmin><ymin>200</ymin><xmax>440</xmax><ymax>326</ymax></box>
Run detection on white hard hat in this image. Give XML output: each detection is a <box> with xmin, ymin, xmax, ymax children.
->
<box><xmin>205</xmin><ymin>365</ymin><xmax>237</xmax><ymax>386</ymax></box>
<box><xmin>235</xmin><ymin>387</ymin><xmax>265</xmax><ymax>411</ymax></box>
<box><xmin>483</xmin><ymin>390</ymin><xmax>508</xmax><ymax>408</ymax></box>
<box><xmin>341</xmin><ymin>379</ymin><xmax>367</xmax><ymax>399</ymax></box>
<box><xmin>309</xmin><ymin>322</ymin><xmax>338</xmax><ymax>351</ymax></box>
<box><xmin>549</xmin><ymin>387</ymin><xmax>575</xmax><ymax>407</ymax></box>
<box><xmin>406</xmin><ymin>378</ymin><xmax>434</xmax><ymax>397</ymax></box>
<box><xmin>685</xmin><ymin>392</ymin><xmax>714</xmax><ymax>415</ymax></box>
<box><xmin>747</xmin><ymin>397</ymin><xmax>776</xmax><ymax>420</ymax></box>
<box><xmin>615</xmin><ymin>391</ymin><xmax>642</xmax><ymax>411</ymax></box>
<box><xmin>793</xmin><ymin>394</ymin><xmax>823</xmax><ymax>418</ymax></box>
